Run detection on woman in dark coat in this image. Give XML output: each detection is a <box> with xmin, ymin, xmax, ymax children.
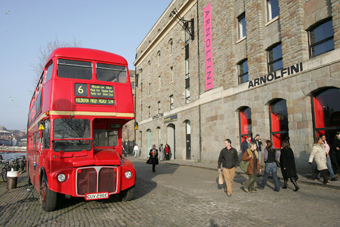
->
<box><xmin>280</xmin><ymin>140</ymin><xmax>299</xmax><ymax>191</ymax></box>
<box><xmin>146</xmin><ymin>145</ymin><xmax>159</xmax><ymax>172</ymax></box>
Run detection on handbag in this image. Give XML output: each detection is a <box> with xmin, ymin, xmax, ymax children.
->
<box><xmin>218</xmin><ymin>172</ymin><xmax>224</xmax><ymax>185</ymax></box>
<box><xmin>239</xmin><ymin>160</ymin><xmax>249</xmax><ymax>173</ymax></box>
<box><xmin>275</xmin><ymin>160</ymin><xmax>280</xmax><ymax>168</ymax></box>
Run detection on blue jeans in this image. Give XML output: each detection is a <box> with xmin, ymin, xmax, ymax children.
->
<box><xmin>258</xmin><ymin>151</ymin><xmax>261</xmax><ymax>165</ymax></box>
<box><xmin>260</xmin><ymin>162</ymin><xmax>280</xmax><ymax>191</ymax></box>
<box><xmin>317</xmin><ymin>156</ymin><xmax>336</xmax><ymax>179</ymax></box>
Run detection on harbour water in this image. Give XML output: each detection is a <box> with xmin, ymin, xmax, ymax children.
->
<box><xmin>0</xmin><ymin>152</ymin><xmax>26</xmax><ymax>161</ymax></box>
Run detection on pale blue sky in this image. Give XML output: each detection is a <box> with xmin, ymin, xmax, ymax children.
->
<box><xmin>0</xmin><ymin>0</ymin><xmax>171</xmax><ymax>130</ymax></box>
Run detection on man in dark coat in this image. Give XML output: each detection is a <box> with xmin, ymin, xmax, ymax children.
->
<box><xmin>241</xmin><ymin>135</ymin><xmax>252</xmax><ymax>154</ymax></box>
<box><xmin>218</xmin><ymin>139</ymin><xmax>238</xmax><ymax>197</ymax></box>
<box><xmin>332</xmin><ymin>131</ymin><xmax>340</xmax><ymax>174</ymax></box>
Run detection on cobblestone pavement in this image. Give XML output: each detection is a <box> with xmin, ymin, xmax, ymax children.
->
<box><xmin>0</xmin><ymin>159</ymin><xmax>339</xmax><ymax>227</ymax></box>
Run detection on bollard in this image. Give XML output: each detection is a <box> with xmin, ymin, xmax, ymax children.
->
<box><xmin>7</xmin><ymin>168</ymin><xmax>19</xmax><ymax>189</ymax></box>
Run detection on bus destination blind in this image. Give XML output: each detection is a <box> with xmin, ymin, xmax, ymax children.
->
<box><xmin>90</xmin><ymin>85</ymin><xmax>114</xmax><ymax>98</ymax></box>
<box><xmin>75</xmin><ymin>98</ymin><xmax>115</xmax><ymax>105</ymax></box>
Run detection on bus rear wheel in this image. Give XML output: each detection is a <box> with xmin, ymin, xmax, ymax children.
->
<box><xmin>119</xmin><ymin>185</ymin><xmax>135</xmax><ymax>202</ymax></box>
<box><xmin>40</xmin><ymin>176</ymin><xmax>57</xmax><ymax>212</ymax></box>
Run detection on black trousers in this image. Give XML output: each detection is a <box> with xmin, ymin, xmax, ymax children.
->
<box><xmin>312</xmin><ymin>169</ymin><xmax>328</xmax><ymax>184</ymax></box>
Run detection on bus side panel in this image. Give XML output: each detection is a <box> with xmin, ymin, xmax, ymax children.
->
<box><xmin>42</xmin><ymin>80</ymin><xmax>52</xmax><ymax>114</ymax></box>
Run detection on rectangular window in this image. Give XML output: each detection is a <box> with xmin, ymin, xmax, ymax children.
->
<box><xmin>185</xmin><ymin>26</ymin><xmax>190</xmax><ymax>104</ymax></box>
<box><xmin>267</xmin><ymin>43</ymin><xmax>283</xmax><ymax>73</ymax></box>
<box><xmin>148</xmin><ymin>106</ymin><xmax>151</xmax><ymax>118</ymax></box>
<box><xmin>238</xmin><ymin>13</ymin><xmax>246</xmax><ymax>39</ymax></box>
<box><xmin>45</xmin><ymin>63</ymin><xmax>53</xmax><ymax>82</ymax></box>
<box><xmin>309</xmin><ymin>19</ymin><xmax>334</xmax><ymax>58</ymax></box>
<box><xmin>94</xmin><ymin>130</ymin><xmax>118</xmax><ymax>147</ymax></box>
<box><xmin>44</xmin><ymin>119</ymin><xmax>50</xmax><ymax>149</ymax></box>
<box><xmin>57</xmin><ymin>59</ymin><xmax>92</xmax><ymax>80</ymax></box>
<box><xmin>158</xmin><ymin>101</ymin><xmax>161</xmax><ymax>114</ymax></box>
<box><xmin>158</xmin><ymin>75</ymin><xmax>161</xmax><ymax>90</ymax></box>
<box><xmin>149</xmin><ymin>83</ymin><xmax>151</xmax><ymax>95</ymax></box>
<box><xmin>170</xmin><ymin>95</ymin><xmax>174</xmax><ymax>110</ymax></box>
<box><xmin>131</xmin><ymin>82</ymin><xmax>135</xmax><ymax>89</ymax></box>
<box><xmin>267</xmin><ymin>0</ymin><xmax>279</xmax><ymax>21</ymax></box>
<box><xmin>96</xmin><ymin>63</ymin><xmax>127</xmax><ymax>83</ymax></box>
<box><xmin>170</xmin><ymin>66</ymin><xmax>174</xmax><ymax>82</ymax></box>
<box><xmin>238</xmin><ymin>59</ymin><xmax>249</xmax><ymax>84</ymax></box>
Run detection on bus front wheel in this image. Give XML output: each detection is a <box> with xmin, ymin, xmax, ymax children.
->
<box><xmin>119</xmin><ymin>185</ymin><xmax>135</xmax><ymax>202</ymax></box>
<box><xmin>40</xmin><ymin>176</ymin><xmax>57</xmax><ymax>212</ymax></box>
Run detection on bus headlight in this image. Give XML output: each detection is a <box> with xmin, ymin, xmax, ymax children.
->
<box><xmin>124</xmin><ymin>171</ymin><xmax>132</xmax><ymax>179</ymax></box>
<box><xmin>57</xmin><ymin>173</ymin><xmax>66</xmax><ymax>182</ymax></box>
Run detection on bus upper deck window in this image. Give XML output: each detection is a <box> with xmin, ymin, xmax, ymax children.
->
<box><xmin>96</xmin><ymin>63</ymin><xmax>127</xmax><ymax>83</ymax></box>
<box><xmin>57</xmin><ymin>59</ymin><xmax>92</xmax><ymax>80</ymax></box>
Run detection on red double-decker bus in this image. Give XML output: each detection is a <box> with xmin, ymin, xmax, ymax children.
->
<box><xmin>27</xmin><ymin>48</ymin><xmax>135</xmax><ymax>212</ymax></box>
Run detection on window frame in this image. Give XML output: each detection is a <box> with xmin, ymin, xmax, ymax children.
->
<box><xmin>308</xmin><ymin>19</ymin><xmax>334</xmax><ymax>58</ymax></box>
<box><xmin>238</xmin><ymin>59</ymin><xmax>249</xmax><ymax>84</ymax></box>
<box><xmin>238</xmin><ymin>13</ymin><xmax>246</xmax><ymax>40</ymax></box>
<box><xmin>267</xmin><ymin>43</ymin><xmax>283</xmax><ymax>73</ymax></box>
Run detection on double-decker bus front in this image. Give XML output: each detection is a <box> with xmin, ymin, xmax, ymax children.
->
<box><xmin>27</xmin><ymin>48</ymin><xmax>135</xmax><ymax>212</ymax></box>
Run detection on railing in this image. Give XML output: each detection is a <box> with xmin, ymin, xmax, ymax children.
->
<box><xmin>0</xmin><ymin>146</ymin><xmax>27</xmax><ymax>152</ymax></box>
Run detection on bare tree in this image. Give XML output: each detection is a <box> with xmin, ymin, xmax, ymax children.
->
<box><xmin>31</xmin><ymin>36</ymin><xmax>82</xmax><ymax>87</ymax></box>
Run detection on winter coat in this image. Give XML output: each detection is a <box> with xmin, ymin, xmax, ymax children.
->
<box><xmin>147</xmin><ymin>149</ymin><xmax>159</xmax><ymax>165</ymax></box>
<box><xmin>217</xmin><ymin>147</ymin><xmax>238</xmax><ymax>169</ymax></box>
<box><xmin>242</xmin><ymin>149</ymin><xmax>261</xmax><ymax>175</ymax></box>
<box><xmin>309</xmin><ymin>144</ymin><xmax>327</xmax><ymax>171</ymax></box>
<box><xmin>280</xmin><ymin>147</ymin><xmax>297</xmax><ymax>179</ymax></box>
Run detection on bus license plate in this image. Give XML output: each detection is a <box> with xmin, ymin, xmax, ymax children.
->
<box><xmin>85</xmin><ymin>192</ymin><xmax>109</xmax><ymax>201</ymax></box>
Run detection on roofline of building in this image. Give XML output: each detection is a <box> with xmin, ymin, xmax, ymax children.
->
<box><xmin>134</xmin><ymin>0</ymin><xmax>197</xmax><ymax>66</ymax></box>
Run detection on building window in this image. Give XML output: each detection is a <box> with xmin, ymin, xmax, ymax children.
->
<box><xmin>139</xmin><ymin>69</ymin><xmax>143</xmax><ymax>86</ymax></box>
<box><xmin>158</xmin><ymin>75</ymin><xmax>161</xmax><ymax>90</ymax></box>
<box><xmin>148</xmin><ymin>106</ymin><xmax>151</xmax><ymax>118</ymax></box>
<box><xmin>267</xmin><ymin>43</ymin><xmax>283</xmax><ymax>73</ymax></box>
<box><xmin>158</xmin><ymin>101</ymin><xmax>161</xmax><ymax>114</ymax></box>
<box><xmin>157</xmin><ymin>127</ymin><xmax>161</xmax><ymax>147</ymax></box>
<box><xmin>312</xmin><ymin>88</ymin><xmax>340</xmax><ymax>144</ymax></box>
<box><xmin>148</xmin><ymin>83</ymin><xmax>151</xmax><ymax>95</ymax></box>
<box><xmin>239</xmin><ymin>107</ymin><xmax>252</xmax><ymax>144</ymax></box>
<box><xmin>131</xmin><ymin>82</ymin><xmax>135</xmax><ymax>89</ymax></box>
<box><xmin>267</xmin><ymin>0</ymin><xmax>279</xmax><ymax>21</ymax></box>
<box><xmin>157</xmin><ymin>51</ymin><xmax>161</xmax><ymax>66</ymax></box>
<box><xmin>238</xmin><ymin>13</ymin><xmax>246</xmax><ymax>39</ymax></box>
<box><xmin>309</xmin><ymin>19</ymin><xmax>334</xmax><ymax>58</ymax></box>
<box><xmin>238</xmin><ymin>59</ymin><xmax>248</xmax><ymax>84</ymax></box>
<box><xmin>148</xmin><ymin>61</ymin><xmax>151</xmax><ymax>74</ymax></box>
<box><xmin>170</xmin><ymin>66</ymin><xmax>174</xmax><ymax>82</ymax></box>
<box><xmin>185</xmin><ymin>24</ymin><xmax>190</xmax><ymax>104</ymax></box>
<box><xmin>170</xmin><ymin>39</ymin><xmax>173</xmax><ymax>55</ymax></box>
<box><xmin>270</xmin><ymin>99</ymin><xmax>289</xmax><ymax>149</ymax></box>
<box><xmin>170</xmin><ymin>95</ymin><xmax>174</xmax><ymax>110</ymax></box>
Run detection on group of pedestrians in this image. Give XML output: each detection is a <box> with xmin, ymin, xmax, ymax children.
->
<box><xmin>218</xmin><ymin>132</ymin><xmax>340</xmax><ymax>197</ymax></box>
<box><xmin>145</xmin><ymin>143</ymin><xmax>171</xmax><ymax>172</ymax></box>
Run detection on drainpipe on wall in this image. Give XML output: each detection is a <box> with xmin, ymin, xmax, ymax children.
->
<box><xmin>197</xmin><ymin>0</ymin><xmax>202</xmax><ymax>162</ymax></box>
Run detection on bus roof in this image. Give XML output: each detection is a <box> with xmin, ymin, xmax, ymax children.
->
<box><xmin>46</xmin><ymin>48</ymin><xmax>128</xmax><ymax>66</ymax></box>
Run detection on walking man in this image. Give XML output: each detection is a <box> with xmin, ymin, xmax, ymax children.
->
<box><xmin>133</xmin><ymin>144</ymin><xmax>138</xmax><ymax>158</ymax></box>
<box><xmin>254</xmin><ymin>134</ymin><xmax>262</xmax><ymax>165</ymax></box>
<box><xmin>218</xmin><ymin>139</ymin><xmax>238</xmax><ymax>197</ymax></box>
<box><xmin>241</xmin><ymin>135</ymin><xmax>252</xmax><ymax>154</ymax></box>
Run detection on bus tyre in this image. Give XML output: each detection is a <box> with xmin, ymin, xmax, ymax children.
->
<box><xmin>40</xmin><ymin>176</ymin><xmax>57</xmax><ymax>212</ymax></box>
<box><xmin>1</xmin><ymin>167</ymin><xmax>7</xmax><ymax>182</ymax></box>
<box><xmin>119</xmin><ymin>185</ymin><xmax>135</xmax><ymax>202</ymax></box>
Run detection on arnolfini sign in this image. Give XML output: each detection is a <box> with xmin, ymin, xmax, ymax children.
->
<box><xmin>248</xmin><ymin>63</ymin><xmax>303</xmax><ymax>88</ymax></box>
<box><xmin>204</xmin><ymin>3</ymin><xmax>213</xmax><ymax>91</ymax></box>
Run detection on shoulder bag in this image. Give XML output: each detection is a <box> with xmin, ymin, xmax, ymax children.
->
<box><xmin>239</xmin><ymin>160</ymin><xmax>249</xmax><ymax>173</ymax></box>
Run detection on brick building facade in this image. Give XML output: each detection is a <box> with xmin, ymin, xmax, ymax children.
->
<box><xmin>134</xmin><ymin>0</ymin><xmax>340</xmax><ymax>173</ymax></box>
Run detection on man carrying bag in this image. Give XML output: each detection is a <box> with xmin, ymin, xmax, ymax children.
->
<box><xmin>218</xmin><ymin>139</ymin><xmax>238</xmax><ymax>197</ymax></box>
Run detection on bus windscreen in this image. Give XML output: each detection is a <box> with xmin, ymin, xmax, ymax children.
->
<box><xmin>96</xmin><ymin>63</ymin><xmax>127</xmax><ymax>83</ymax></box>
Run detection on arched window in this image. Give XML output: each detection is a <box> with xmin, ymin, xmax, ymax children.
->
<box><xmin>270</xmin><ymin>99</ymin><xmax>289</xmax><ymax>149</ymax></box>
<box><xmin>312</xmin><ymin>88</ymin><xmax>340</xmax><ymax>144</ymax></box>
<box><xmin>239</xmin><ymin>107</ymin><xmax>252</xmax><ymax>143</ymax></box>
<box><xmin>169</xmin><ymin>39</ymin><xmax>173</xmax><ymax>55</ymax></box>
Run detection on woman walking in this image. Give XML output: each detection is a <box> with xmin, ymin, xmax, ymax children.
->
<box><xmin>146</xmin><ymin>145</ymin><xmax>159</xmax><ymax>172</ymax></box>
<box><xmin>242</xmin><ymin>142</ymin><xmax>261</xmax><ymax>193</ymax></box>
<box><xmin>309</xmin><ymin>137</ymin><xmax>329</xmax><ymax>185</ymax></box>
<box><xmin>316</xmin><ymin>134</ymin><xmax>337</xmax><ymax>181</ymax></box>
<box><xmin>259</xmin><ymin>140</ymin><xmax>280</xmax><ymax>191</ymax></box>
<box><xmin>280</xmin><ymin>140</ymin><xmax>299</xmax><ymax>191</ymax></box>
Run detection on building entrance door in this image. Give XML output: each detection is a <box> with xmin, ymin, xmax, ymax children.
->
<box><xmin>186</xmin><ymin>121</ymin><xmax>191</xmax><ymax>160</ymax></box>
<box><xmin>167</xmin><ymin>124</ymin><xmax>175</xmax><ymax>160</ymax></box>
